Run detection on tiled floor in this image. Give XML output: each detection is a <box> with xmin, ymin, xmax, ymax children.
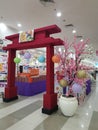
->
<box><xmin>88</xmin><ymin>111</ymin><xmax>98</xmax><ymax>130</ymax></box>
<box><xmin>0</xmin><ymin>81</ymin><xmax>98</xmax><ymax>130</ymax></box>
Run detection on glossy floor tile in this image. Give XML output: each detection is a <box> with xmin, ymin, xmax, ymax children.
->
<box><xmin>0</xmin><ymin>81</ymin><xmax>97</xmax><ymax>130</ymax></box>
<box><xmin>34</xmin><ymin>110</ymin><xmax>68</xmax><ymax>130</ymax></box>
<box><xmin>0</xmin><ymin>95</ymin><xmax>27</xmax><ymax>109</ymax></box>
<box><xmin>88</xmin><ymin>111</ymin><xmax>98</xmax><ymax>130</ymax></box>
<box><xmin>0</xmin><ymin>100</ymin><xmax>42</xmax><ymax>130</ymax></box>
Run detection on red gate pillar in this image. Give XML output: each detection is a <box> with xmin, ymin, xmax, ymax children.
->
<box><xmin>3</xmin><ymin>50</ymin><xmax>18</xmax><ymax>102</ymax></box>
<box><xmin>42</xmin><ymin>45</ymin><xmax>58</xmax><ymax>114</ymax></box>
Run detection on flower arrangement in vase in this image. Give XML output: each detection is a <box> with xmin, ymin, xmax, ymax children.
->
<box><xmin>52</xmin><ymin>37</ymin><xmax>94</xmax><ymax>99</ymax></box>
<box><xmin>52</xmin><ymin>37</ymin><xmax>94</xmax><ymax>116</ymax></box>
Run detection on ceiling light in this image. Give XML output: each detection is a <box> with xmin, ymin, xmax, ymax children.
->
<box><xmin>86</xmin><ymin>112</ymin><xmax>89</xmax><ymax>116</ymax></box>
<box><xmin>72</xmin><ymin>29</ymin><xmax>76</xmax><ymax>34</ymax></box>
<box><xmin>89</xmin><ymin>105</ymin><xmax>92</xmax><ymax>108</ymax></box>
<box><xmin>17</xmin><ymin>23</ymin><xmax>22</xmax><ymax>27</ymax></box>
<box><xmin>56</xmin><ymin>12</ymin><xmax>62</xmax><ymax>17</ymax></box>
<box><xmin>80</xmin><ymin>39</ymin><xmax>83</xmax><ymax>42</ymax></box>
<box><xmin>0</xmin><ymin>23</ymin><xmax>7</xmax><ymax>31</ymax></box>
<box><xmin>81</xmin><ymin>124</ymin><xmax>84</xmax><ymax>128</ymax></box>
<box><xmin>85</xmin><ymin>44</ymin><xmax>88</xmax><ymax>48</ymax></box>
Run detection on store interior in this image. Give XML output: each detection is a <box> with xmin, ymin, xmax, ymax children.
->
<box><xmin>0</xmin><ymin>0</ymin><xmax>98</xmax><ymax>130</ymax></box>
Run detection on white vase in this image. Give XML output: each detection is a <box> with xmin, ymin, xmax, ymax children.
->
<box><xmin>58</xmin><ymin>95</ymin><xmax>78</xmax><ymax>116</ymax></box>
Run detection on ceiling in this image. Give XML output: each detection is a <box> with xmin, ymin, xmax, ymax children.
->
<box><xmin>0</xmin><ymin>0</ymin><xmax>98</xmax><ymax>54</ymax></box>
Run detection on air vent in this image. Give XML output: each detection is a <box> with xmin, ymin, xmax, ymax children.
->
<box><xmin>65</xmin><ymin>24</ymin><xmax>74</xmax><ymax>27</ymax></box>
<box><xmin>76</xmin><ymin>35</ymin><xmax>83</xmax><ymax>38</ymax></box>
<box><xmin>40</xmin><ymin>0</ymin><xmax>55</xmax><ymax>3</ymax></box>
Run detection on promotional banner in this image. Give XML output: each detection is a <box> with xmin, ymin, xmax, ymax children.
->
<box><xmin>19</xmin><ymin>30</ymin><xmax>34</xmax><ymax>43</ymax></box>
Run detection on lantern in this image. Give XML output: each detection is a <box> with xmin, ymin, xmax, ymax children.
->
<box><xmin>14</xmin><ymin>57</ymin><xmax>21</xmax><ymax>64</ymax></box>
<box><xmin>38</xmin><ymin>55</ymin><xmax>45</xmax><ymax>63</ymax></box>
<box><xmin>77</xmin><ymin>70</ymin><xmax>86</xmax><ymax>79</ymax></box>
<box><xmin>72</xmin><ymin>83</ymin><xmax>82</xmax><ymax>93</ymax></box>
<box><xmin>52</xmin><ymin>55</ymin><xmax>60</xmax><ymax>63</ymax></box>
<box><xmin>59</xmin><ymin>79</ymin><xmax>68</xmax><ymax>87</ymax></box>
<box><xmin>24</xmin><ymin>52</ymin><xmax>31</xmax><ymax>59</ymax></box>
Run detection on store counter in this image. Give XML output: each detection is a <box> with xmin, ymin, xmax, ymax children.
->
<box><xmin>15</xmin><ymin>75</ymin><xmax>46</xmax><ymax>96</ymax></box>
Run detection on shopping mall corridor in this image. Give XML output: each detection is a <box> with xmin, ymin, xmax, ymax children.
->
<box><xmin>0</xmin><ymin>77</ymin><xmax>98</xmax><ymax>130</ymax></box>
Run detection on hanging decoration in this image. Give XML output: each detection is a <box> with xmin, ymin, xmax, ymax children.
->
<box><xmin>59</xmin><ymin>79</ymin><xmax>68</xmax><ymax>87</ymax></box>
<box><xmin>24</xmin><ymin>52</ymin><xmax>31</xmax><ymax>59</ymax></box>
<box><xmin>76</xmin><ymin>70</ymin><xmax>86</xmax><ymax>79</ymax></box>
<box><xmin>72</xmin><ymin>83</ymin><xmax>82</xmax><ymax>93</ymax></box>
<box><xmin>14</xmin><ymin>57</ymin><xmax>21</xmax><ymax>64</ymax></box>
<box><xmin>52</xmin><ymin>55</ymin><xmax>60</xmax><ymax>63</ymax></box>
<box><xmin>38</xmin><ymin>55</ymin><xmax>45</xmax><ymax>63</ymax></box>
<box><xmin>14</xmin><ymin>57</ymin><xmax>21</xmax><ymax>76</ymax></box>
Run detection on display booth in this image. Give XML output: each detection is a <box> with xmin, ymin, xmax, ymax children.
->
<box><xmin>15</xmin><ymin>69</ymin><xmax>46</xmax><ymax>96</ymax></box>
<box><xmin>3</xmin><ymin>24</ymin><xmax>63</xmax><ymax>115</ymax></box>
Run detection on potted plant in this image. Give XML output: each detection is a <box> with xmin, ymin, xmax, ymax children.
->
<box><xmin>52</xmin><ymin>37</ymin><xmax>94</xmax><ymax>116</ymax></box>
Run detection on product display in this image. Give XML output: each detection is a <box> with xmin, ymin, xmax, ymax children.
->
<box><xmin>15</xmin><ymin>67</ymin><xmax>46</xmax><ymax>96</ymax></box>
<box><xmin>0</xmin><ymin>53</ymin><xmax>7</xmax><ymax>82</ymax></box>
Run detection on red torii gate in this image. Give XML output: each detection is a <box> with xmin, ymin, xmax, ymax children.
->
<box><xmin>3</xmin><ymin>24</ymin><xmax>63</xmax><ymax>114</ymax></box>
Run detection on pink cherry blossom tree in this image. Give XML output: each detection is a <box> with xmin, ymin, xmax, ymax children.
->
<box><xmin>55</xmin><ymin>37</ymin><xmax>94</xmax><ymax>96</ymax></box>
